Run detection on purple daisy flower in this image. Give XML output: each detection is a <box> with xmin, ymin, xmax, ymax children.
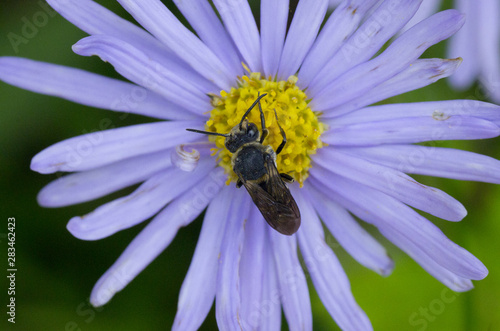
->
<box><xmin>1</xmin><ymin>0</ymin><xmax>500</xmax><ymax>330</ymax></box>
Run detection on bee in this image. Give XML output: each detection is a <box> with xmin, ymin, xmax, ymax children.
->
<box><xmin>187</xmin><ymin>93</ymin><xmax>301</xmax><ymax>235</ymax></box>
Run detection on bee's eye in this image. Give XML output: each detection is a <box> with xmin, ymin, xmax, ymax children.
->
<box><xmin>248</xmin><ymin>129</ymin><xmax>255</xmax><ymax>137</ymax></box>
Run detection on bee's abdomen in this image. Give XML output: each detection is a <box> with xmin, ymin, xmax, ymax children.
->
<box><xmin>233</xmin><ymin>145</ymin><xmax>267</xmax><ymax>181</ymax></box>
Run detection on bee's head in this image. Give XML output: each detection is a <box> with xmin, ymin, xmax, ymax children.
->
<box><xmin>186</xmin><ymin>94</ymin><xmax>267</xmax><ymax>154</ymax></box>
<box><xmin>225</xmin><ymin>119</ymin><xmax>260</xmax><ymax>153</ymax></box>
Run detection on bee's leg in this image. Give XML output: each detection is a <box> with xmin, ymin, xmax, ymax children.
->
<box><xmin>273</xmin><ymin>108</ymin><xmax>287</xmax><ymax>155</ymax></box>
<box><xmin>239</xmin><ymin>93</ymin><xmax>268</xmax><ymax>128</ymax></box>
<box><xmin>236</xmin><ymin>179</ymin><xmax>243</xmax><ymax>188</ymax></box>
<box><xmin>257</xmin><ymin>93</ymin><xmax>268</xmax><ymax>143</ymax></box>
<box><xmin>280</xmin><ymin>173</ymin><xmax>294</xmax><ymax>183</ymax></box>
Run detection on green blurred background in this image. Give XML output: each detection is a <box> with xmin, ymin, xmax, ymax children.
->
<box><xmin>1</xmin><ymin>0</ymin><xmax>499</xmax><ymax>330</ymax></box>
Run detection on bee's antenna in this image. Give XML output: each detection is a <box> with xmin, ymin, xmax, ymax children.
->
<box><xmin>239</xmin><ymin>92</ymin><xmax>268</xmax><ymax>128</ymax></box>
<box><xmin>186</xmin><ymin>128</ymin><xmax>229</xmax><ymax>137</ymax></box>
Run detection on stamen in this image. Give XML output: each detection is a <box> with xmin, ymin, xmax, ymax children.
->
<box><xmin>205</xmin><ymin>73</ymin><xmax>325</xmax><ymax>186</ymax></box>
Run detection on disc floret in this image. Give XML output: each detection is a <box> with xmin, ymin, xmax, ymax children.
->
<box><xmin>206</xmin><ymin>72</ymin><xmax>325</xmax><ymax>186</ymax></box>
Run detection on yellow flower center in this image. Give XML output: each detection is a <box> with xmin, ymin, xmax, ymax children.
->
<box><xmin>205</xmin><ymin>71</ymin><xmax>325</xmax><ymax>186</ymax></box>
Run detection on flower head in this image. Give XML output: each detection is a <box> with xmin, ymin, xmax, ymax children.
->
<box><xmin>205</xmin><ymin>71</ymin><xmax>325</xmax><ymax>185</ymax></box>
<box><xmin>1</xmin><ymin>0</ymin><xmax>500</xmax><ymax>330</ymax></box>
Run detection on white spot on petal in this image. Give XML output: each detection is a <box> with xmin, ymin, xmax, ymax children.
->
<box><xmin>171</xmin><ymin>144</ymin><xmax>200</xmax><ymax>172</ymax></box>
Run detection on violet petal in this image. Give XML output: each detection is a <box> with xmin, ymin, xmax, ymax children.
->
<box><xmin>322</xmin><ymin>116</ymin><xmax>500</xmax><ymax>146</ymax></box>
<box><xmin>277</xmin><ymin>0</ymin><xmax>328</xmax><ymax>79</ymax></box>
<box><xmin>447</xmin><ymin>0</ymin><xmax>480</xmax><ymax>90</ymax></box>
<box><xmin>328</xmin><ymin>100</ymin><xmax>500</xmax><ymax>125</ymax></box>
<box><xmin>311</xmin><ymin>170</ymin><xmax>488</xmax><ymax>280</ymax></box>
<box><xmin>212</xmin><ymin>0</ymin><xmax>262</xmax><ymax>72</ymax></box>
<box><xmin>239</xmin><ymin>207</ymin><xmax>267</xmax><ymax>330</ymax></box>
<box><xmin>73</xmin><ymin>35</ymin><xmax>211</xmax><ymax>114</ymax></box>
<box><xmin>173</xmin><ymin>184</ymin><xmax>233</xmax><ymax>331</ymax></box>
<box><xmin>323</xmin><ymin>58</ymin><xmax>462</xmax><ymax>117</ymax></box>
<box><xmin>215</xmin><ymin>189</ymin><xmax>251</xmax><ymax>330</ymax></box>
<box><xmin>31</xmin><ymin>121</ymin><xmax>202</xmax><ymax>173</ymax></box>
<box><xmin>269</xmin><ymin>224</ymin><xmax>312</xmax><ymax>331</ymax></box>
<box><xmin>173</xmin><ymin>0</ymin><xmax>243</xmax><ymax>76</ymax></box>
<box><xmin>312</xmin><ymin>9</ymin><xmax>465</xmax><ymax>111</ymax></box>
<box><xmin>67</xmin><ymin>159</ymin><xmax>215</xmax><ymax>240</ymax></box>
<box><xmin>298</xmin><ymin>0</ymin><xmax>379</xmax><ymax>88</ymax></box>
<box><xmin>257</xmin><ymin>239</ymin><xmax>282</xmax><ymax>330</ymax></box>
<box><xmin>0</xmin><ymin>57</ymin><xmax>198</xmax><ymax>120</ymax></box>
<box><xmin>38</xmin><ymin>150</ymin><xmax>172</xmax><ymax>207</ymax></box>
<box><xmin>90</xmin><ymin>168</ymin><xmax>224</xmax><ymax>306</ymax></box>
<box><xmin>340</xmin><ymin>144</ymin><xmax>500</xmax><ymax>184</ymax></box>
<box><xmin>306</xmin><ymin>184</ymin><xmax>394</xmax><ymax>275</ymax></box>
<box><xmin>313</xmin><ymin>148</ymin><xmax>467</xmax><ymax>222</ymax></box>
<box><xmin>307</xmin><ymin>0</ymin><xmax>422</xmax><ymax>95</ymax></box>
<box><xmin>47</xmin><ymin>0</ymin><xmax>216</xmax><ymax>93</ymax></box>
<box><xmin>117</xmin><ymin>0</ymin><xmax>234</xmax><ymax>89</ymax></box>
<box><xmin>260</xmin><ymin>0</ymin><xmax>288</xmax><ymax>77</ymax></box>
<box><xmin>312</xmin><ymin>178</ymin><xmax>476</xmax><ymax>292</ymax></box>
<box><xmin>294</xmin><ymin>188</ymin><xmax>373</xmax><ymax>331</ymax></box>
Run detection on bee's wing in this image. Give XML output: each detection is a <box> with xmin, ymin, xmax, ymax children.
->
<box><xmin>240</xmin><ymin>158</ymin><xmax>300</xmax><ymax>235</ymax></box>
